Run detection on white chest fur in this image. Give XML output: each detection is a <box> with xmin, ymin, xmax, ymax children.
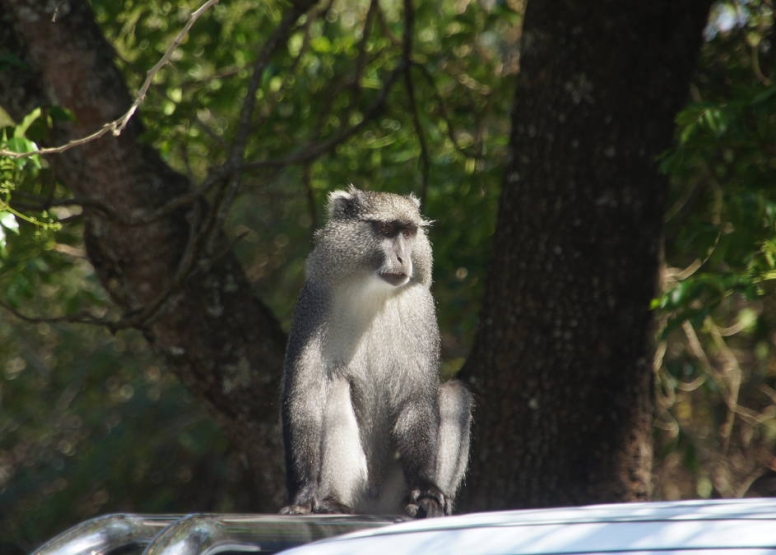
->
<box><xmin>322</xmin><ymin>276</ymin><xmax>431</xmax><ymax>383</ymax></box>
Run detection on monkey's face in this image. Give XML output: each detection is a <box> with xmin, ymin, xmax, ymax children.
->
<box><xmin>308</xmin><ymin>186</ymin><xmax>434</xmax><ymax>289</ymax></box>
<box><xmin>369</xmin><ymin>219</ymin><xmax>418</xmax><ymax>288</ymax></box>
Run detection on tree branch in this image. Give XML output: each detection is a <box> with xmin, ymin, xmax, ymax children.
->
<box><xmin>413</xmin><ymin>61</ymin><xmax>482</xmax><ymax>159</ymax></box>
<box><xmin>207</xmin><ymin>0</ymin><xmax>318</xmax><ymax>255</ymax></box>
<box><xmin>1</xmin><ymin>0</ymin><xmax>290</xmax><ymax>509</ymax></box>
<box><xmin>242</xmin><ymin>64</ymin><xmax>404</xmax><ymax>171</ymax></box>
<box><xmin>0</xmin><ymin>299</ymin><xmax>113</xmax><ymax>329</ymax></box>
<box><xmin>401</xmin><ymin>0</ymin><xmax>430</xmax><ymax>204</ymax></box>
<box><xmin>0</xmin><ymin>0</ymin><xmax>220</xmax><ymax>159</ymax></box>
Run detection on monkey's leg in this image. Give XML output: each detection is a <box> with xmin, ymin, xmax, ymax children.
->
<box><xmin>317</xmin><ymin>377</ymin><xmax>368</xmax><ymax>513</ymax></box>
<box><xmin>394</xmin><ymin>395</ymin><xmax>449</xmax><ymax>518</ymax></box>
<box><xmin>436</xmin><ymin>380</ymin><xmax>473</xmax><ymax>509</ymax></box>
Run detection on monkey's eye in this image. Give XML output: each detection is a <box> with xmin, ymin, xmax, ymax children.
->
<box><xmin>373</xmin><ymin>221</ymin><xmax>398</xmax><ymax>237</ymax></box>
<box><xmin>401</xmin><ymin>225</ymin><xmax>417</xmax><ymax>239</ymax></box>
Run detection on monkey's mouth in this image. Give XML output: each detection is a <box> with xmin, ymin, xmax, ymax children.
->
<box><xmin>379</xmin><ymin>272</ymin><xmax>410</xmax><ymax>287</ymax></box>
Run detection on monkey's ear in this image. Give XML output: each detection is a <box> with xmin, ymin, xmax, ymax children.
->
<box><xmin>327</xmin><ymin>185</ymin><xmax>362</xmax><ymax>219</ymax></box>
<box><xmin>406</xmin><ymin>192</ymin><xmax>433</xmax><ymax>227</ymax></box>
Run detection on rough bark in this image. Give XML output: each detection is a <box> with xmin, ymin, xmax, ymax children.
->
<box><xmin>0</xmin><ymin>0</ymin><xmax>290</xmax><ymax>509</ymax></box>
<box><xmin>459</xmin><ymin>1</ymin><xmax>713</xmax><ymax>510</ymax></box>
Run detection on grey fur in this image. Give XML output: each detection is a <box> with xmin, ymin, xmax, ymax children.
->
<box><xmin>280</xmin><ymin>186</ymin><xmax>472</xmax><ymax>517</ymax></box>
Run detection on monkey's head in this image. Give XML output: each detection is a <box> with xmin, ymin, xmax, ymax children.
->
<box><xmin>307</xmin><ymin>185</ymin><xmax>433</xmax><ymax>290</ymax></box>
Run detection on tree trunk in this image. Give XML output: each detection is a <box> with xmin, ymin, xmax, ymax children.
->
<box><xmin>459</xmin><ymin>1</ymin><xmax>713</xmax><ymax>510</ymax></box>
<box><xmin>0</xmin><ymin>0</ymin><xmax>291</xmax><ymax>510</ymax></box>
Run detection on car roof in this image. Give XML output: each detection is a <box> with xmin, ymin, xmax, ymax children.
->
<box><xmin>278</xmin><ymin>498</ymin><xmax>776</xmax><ymax>555</ymax></box>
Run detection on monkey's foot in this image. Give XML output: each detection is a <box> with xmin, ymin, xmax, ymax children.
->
<box><xmin>279</xmin><ymin>496</ymin><xmax>354</xmax><ymax>515</ymax></box>
<box><xmin>313</xmin><ymin>496</ymin><xmax>355</xmax><ymax>514</ymax></box>
<box><xmin>406</xmin><ymin>484</ymin><xmax>451</xmax><ymax>518</ymax></box>
<box><xmin>279</xmin><ymin>504</ymin><xmax>313</xmax><ymax>515</ymax></box>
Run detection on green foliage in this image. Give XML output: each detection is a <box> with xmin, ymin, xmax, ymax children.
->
<box><xmin>0</xmin><ymin>320</ymin><xmax>253</xmax><ymax>552</ymax></box>
<box><xmin>88</xmin><ymin>0</ymin><xmax>513</xmax><ymax>342</ymax></box>
<box><xmin>2</xmin><ymin>0</ymin><xmax>518</xmax><ymax>548</ymax></box>
<box><xmin>0</xmin><ymin>111</ymin><xmax>258</xmax><ymax>549</ymax></box>
<box><xmin>659</xmin><ymin>83</ymin><xmax>776</xmax><ymax>324</ymax></box>
<box><xmin>5</xmin><ymin>0</ymin><xmax>775</xmax><ymax>544</ymax></box>
<box><xmin>655</xmin><ymin>0</ymin><xmax>776</xmax><ymax>500</ymax></box>
<box><xmin>1</xmin><ymin>110</ymin><xmax>55</xmax><ymax>233</ymax></box>
<box><xmin>1</xmin><ymin>112</ymin><xmax>64</xmax><ymax>306</ymax></box>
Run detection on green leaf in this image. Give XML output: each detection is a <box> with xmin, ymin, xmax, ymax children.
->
<box><xmin>14</xmin><ymin>107</ymin><xmax>42</xmax><ymax>138</ymax></box>
<box><xmin>48</xmin><ymin>106</ymin><xmax>76</xmax><ymax>123</ymax></box>
<box><xmin>0</xmin><ymin>211</ymin><xmax>19</xmax><ymax>234</ymax></box>
<box><xmin>3</xmin><ymin>136</ymin><xmax>41</xmax><ymax>170</ymax></box>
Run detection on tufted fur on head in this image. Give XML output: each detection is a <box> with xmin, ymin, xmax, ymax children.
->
<box><xmin>326</xmin><ymin>185</ymin><xmax>432</xmax><ymax>227</ymax></box>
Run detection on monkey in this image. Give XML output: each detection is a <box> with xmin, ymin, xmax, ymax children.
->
<box><xmin>280</xmin><ymin>185</ymin><xmax>472</xmax><ymax>518</ymax></box>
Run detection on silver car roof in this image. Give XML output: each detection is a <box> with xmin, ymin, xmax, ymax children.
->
<box><xmin>279</xmin><ymin>498</ymin><xmax>776</xmax><ymax>555</ymax></box>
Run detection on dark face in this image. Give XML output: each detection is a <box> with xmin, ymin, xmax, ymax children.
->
<box><xmin>369</xmin><ymin>219</ymin><xmax>418</xmax><ymax>287</ymax></box>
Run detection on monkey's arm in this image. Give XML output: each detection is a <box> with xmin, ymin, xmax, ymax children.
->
<box><xmin>280</xmin><ymin>285</ymin><xmax>328</xmax><ymax>514</ymax></box>
<box><xmin>280</xmin><ymin>357</ymin><xmax>325</xmax><ymax>512</ymax></box>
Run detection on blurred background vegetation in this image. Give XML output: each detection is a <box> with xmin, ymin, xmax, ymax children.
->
<box><xmin>1</xmin><ymin>0</ymin><xmax>775</xmax><ymax>551</ymax></box>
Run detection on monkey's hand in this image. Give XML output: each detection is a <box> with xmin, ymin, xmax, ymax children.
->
<box><xmin>405</xmin><ymin>482</ymin><xmax>451</xmax><ymax>518</ymax></box>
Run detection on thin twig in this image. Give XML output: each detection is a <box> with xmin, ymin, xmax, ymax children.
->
<box><xmin>206</xmin><ymin>1</ymin><xmax>316</xmax><ymax>255</ymax></box>
<box><xmin>1</xmin><ymin>193</ymin><xmax>209</xmax><ymax>333</ymax></box>
<box><xmin>0</xmin><ymin>0</ymin><xmax>220</xmax><ymax>159</ymax></box>
<box><xmin>14</xmin><ymin>162</ymin><xmax>231</xmax><ymax>228</ymax></box>
<box><xmin>352</xmin><ymin>0</ymin><xmax>380</xmax><ymax>105</ymax></box>
<box><xmin>708</xmin><ymin>319</ymin><xmax>745</xmax><ymax>452</ymax></box>
<box><xmin>229</xmin><ymin>5</ymin><xmax>311</xmax><ymax>170</ymax></box>
<box><xmin>243</xmin><ymin>65</ymin><xmax>403</xmax><ymax>172</ymax></box>
<box><xmin>413</xmin><ymin>62</ymin><xmax>481</xmax><ymax>159</ymax></box>
<box><xmin>303</xmin><ymin>164</ymin><xmax>318</xmax><ymax>231</ymax></box>
<box><xmin>401</xmin><ymin>0</ymin><xmax>430</xmax><ymax>205</ymax></box>
<box><xmin>0</xmin><ymin>299</ymin><xmax>113</xmax><ymax>329</ymax></box>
